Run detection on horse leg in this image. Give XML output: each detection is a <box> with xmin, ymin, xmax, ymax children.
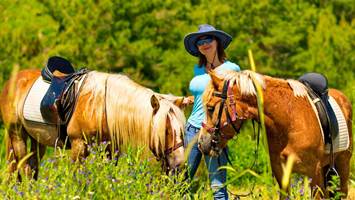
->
<box><xmin>308</xmin><ymin>162</ymin><xmax>325</xmax><ymax>199</ymax></box>
<box><xmin>334</xmin><ymin>151</ymin><xmax>351</xmax><ymax>198</ymax></box>
<box><xmin>28</xmin><ymin>136</ymin><xmax>46</xmax><ymax>180</ymax></box>
<box><xmin>70</xmin><ymin>138</ymin><xmax>88</xmax><ymax>161</ymax></box>
<box><xmin>5</xmin><ymin>129</ymin><xmax>17</xmax><ymax>176</ymax></box>
<box><xmin>6</xmin><ymin>126</ymin><xmax>32</xmax><ymax>180</ymax></box>
<box><xmin>269</xmin><ymin>155</ymin><xmax>286</xmax><ymax>199</ymax></box>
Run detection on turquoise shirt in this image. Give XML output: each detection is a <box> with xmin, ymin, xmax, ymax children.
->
<box><xmin>187</xmin><ymin>61</ymin><xmax>240</xmax><ymax>128</ymax></box>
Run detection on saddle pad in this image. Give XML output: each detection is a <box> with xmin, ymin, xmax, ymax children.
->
<box><xmin>308</xmin><ymin>95</ymin><xmax>350</xmax><ymax>153</ymax></box>
<box><xmin>324</xmin><ymin>96</ymin><xmax>350</xmax><ymax>153</ymax></box>
<box><xmin>23</xmin><ymin>77</ymin><xmax>50</xmax><ymax>123</ymax></box>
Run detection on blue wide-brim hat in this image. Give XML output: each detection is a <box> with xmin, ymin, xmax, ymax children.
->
<box><xmin>184</xmin><ymin>24</ymin><xmax>232</xmax><ymax>57</ymax></box>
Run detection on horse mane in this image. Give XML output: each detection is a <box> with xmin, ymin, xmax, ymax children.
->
<box><xmin>286</xmin><ymin>79</ymin><xmax>308</xmax><ymax>97</ymax></box>
<box><xmin>80</xmin><ymin>71</ymin><xmax>184</xmax><ymax>155</ymax></box>
<box><xmin>223</xmin><ymin>70</ymin><xmax>265</xmax><ymax>96</ymax></box>
<box><xmin>204</xmin><ymin>70</ymin><xmax>308</xmax><ymax>104</ymax></box>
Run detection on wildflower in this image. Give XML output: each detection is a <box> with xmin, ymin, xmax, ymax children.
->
<box><xmin>13</xmin><ymin>185</ymin><xmax>18</xmax><ymax>193</ymax></box>
<box><xmin>298</xmin><ymin>177</ymin><xmax>303</xmax><ymax>183</ymax></box>
<box><xmin>299</xmin><ymin>187</ymin><xmax>304</xmax><ymax>196</ymax></box>
<box><xmin>86</xmin><ymin>179</ymin><xmax>92</xmax><ymax>185</ymax></box>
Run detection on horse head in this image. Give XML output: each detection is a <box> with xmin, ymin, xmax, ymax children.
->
<box><xmin>198</xmin><ymin>70</ymin><xmax>247</xmax><ymax>157</ymax></box>
<box><xmin>150</xmin><ymin>94</ymin><xmax>185</xmax><ymax>174</ymax></box>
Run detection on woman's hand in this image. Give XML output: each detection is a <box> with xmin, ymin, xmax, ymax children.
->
<box><xmin>182</xmin><ymin>96</ymin><xmax>194</xmax><ymax>105</ymax></box>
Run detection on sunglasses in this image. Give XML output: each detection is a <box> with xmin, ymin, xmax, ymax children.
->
<box><xmin>196</xmin><ymin>36</ymin><xmax>214</xmax><ymax>46</ymax></box>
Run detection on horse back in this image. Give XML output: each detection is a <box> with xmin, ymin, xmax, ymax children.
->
<box><xmin>0</xmin><ymin>69</ymin><xmax>40</xmax><ymax>125</ymax></box>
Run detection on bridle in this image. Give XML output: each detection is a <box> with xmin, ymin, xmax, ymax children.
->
<box><xmin>200</xmin><ymin>78</ymin><xmax>263</xmax><ymax>199</ymax></box>
<box><xmin>201</xmin><ymin>80</ymin><xmax>243</xmax><ymax>152</ymax></box>
<box><xmin>155</xmin><ymin>134</ymin><xmax>183</xmax><ymax>174</ymax></box>
<box><xmin>152</xmin><ymin>112</ymin><xmax>184</xmax><ymax>174</ymax></box>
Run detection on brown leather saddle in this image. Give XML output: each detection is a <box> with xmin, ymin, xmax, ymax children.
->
<box><xmin>40</xmin><ymin>56</ymin><xmax>89</xmax><ymax>147</ymax></box>
<box><xmin>298</xmin><ymin>72</ymin><xmax>339</xmax><ymax>145</ymax></box>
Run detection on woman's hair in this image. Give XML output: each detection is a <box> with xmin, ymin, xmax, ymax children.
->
<box><xmin>198</xmin><ymin>37</ymin><xmax>227</xmax><ymax>67</ymax></box>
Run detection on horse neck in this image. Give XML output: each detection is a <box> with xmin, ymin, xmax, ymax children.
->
<box><xmin>236</xmin><ymin>77</ymin><xmax>294</xmax><ymax>132</ymax></box>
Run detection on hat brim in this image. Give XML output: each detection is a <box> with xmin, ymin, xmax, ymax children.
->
<box><xmin>184</xmin><ymin>30</ymin><xmax>232</xmax><ymax>57</ymax></box>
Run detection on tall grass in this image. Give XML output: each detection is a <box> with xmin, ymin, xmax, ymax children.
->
<box><xmin>0</xmin><ymin>124</ymin><xmax>353</xmax><ymax>199</ymax></box>
<box><xmin>0</xmin><ymin>143</ymin><xmax>191</xmax><ymax>199</ymax></box>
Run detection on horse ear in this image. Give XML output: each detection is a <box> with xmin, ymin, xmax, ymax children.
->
<box><xmin>154</xmin><ymin>93</ymin><xmax>182</xmax><ymax>108</ymax></box>
<box><xmin>150</xmin><ymin>94</ymin><xmax>160</xmax><ymax>115</ymax></box>
<box><xmin>208</xmin><ymin>69</ymin><xmax>223</xmax><ymax>89</ymax></box>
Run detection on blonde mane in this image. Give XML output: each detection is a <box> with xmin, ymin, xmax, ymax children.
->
<box><xmin>286</xmin><ymin>79</ymin><xmax>308</xmax><ymax>97</ymax></box>
<box><xmin>224</xmin><ymin>70</ymin><xmax>265</xmax><ymax>96</ymax></box>
<box><xmin>80</xmin><ymin>71</ymin><xmax>185</xmax><ymax>155</ymax></box>
<box><xmin>203</xmin><ymin>70</ymin><xmax>308</xmax><ymax>104</ymax></box>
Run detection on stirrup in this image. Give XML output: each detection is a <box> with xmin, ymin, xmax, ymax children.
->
<box><xmin>325</xmin><ymin>167</ymin><xmax>339</xmax><ymax>187</ymax></box>
<box><xmin>54</xmin><ymin>137</ymin><xmax>60</xmax><ymax>153</ymax></box>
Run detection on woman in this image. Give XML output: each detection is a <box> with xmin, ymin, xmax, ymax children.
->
<box><xmin>182</xmin><ymin>24</ymin><xmax>240</xmax><ymax>199</ymax></box>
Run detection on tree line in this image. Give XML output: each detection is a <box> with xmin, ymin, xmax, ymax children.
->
<box><xmin>0</xmin><ymin>0</ymin><xmax>354</xmax><ymax>100</ymax></box>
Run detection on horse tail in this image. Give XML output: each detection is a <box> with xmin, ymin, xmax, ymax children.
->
<box><xmin>0</xmin><ymin>82</ymin><xmax>10</xmax><ymax>161</ymax></box>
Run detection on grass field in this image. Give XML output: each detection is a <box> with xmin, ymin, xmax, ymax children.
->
<box><xmin>0</xmin><ymin>121</ymin><xmax>353</xmax><ymax>199</ymax></box>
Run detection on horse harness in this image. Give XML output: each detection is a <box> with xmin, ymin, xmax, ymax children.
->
<box><xmin>154</xmin><ymin>127</ymin><xmax>184</xmax><ymax>173</ymax></box>
<box><xmin>202</xmin><ymin>80</ymin><xmax>243</xmax><ymax>152</ymax></box>
<box><xmin>151</xmin><ymin>111</ymin><xmax>184</xmax><ymax>171</ymax></box>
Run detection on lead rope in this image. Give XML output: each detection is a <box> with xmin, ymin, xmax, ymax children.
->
<box><xmin>227</xmin><ymin>120</ymin><xmax>261</xmax><ymax>199</ymax></box>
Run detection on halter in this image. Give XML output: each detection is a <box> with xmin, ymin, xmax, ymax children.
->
<box><xmin>202</xmin><ymin>80</ymin><xmax>243</xmax><ymax>152</ymax></box>
<box><xmin>152</xmin><ymin>127</ymin><xmax>184</xmax><ymax>174</ymax></box>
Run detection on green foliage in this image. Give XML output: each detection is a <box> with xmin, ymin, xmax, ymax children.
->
<box><xmin>1</xmin><ymin>0</ymin><xmax>354</xmax><ymax>91</ymax></box>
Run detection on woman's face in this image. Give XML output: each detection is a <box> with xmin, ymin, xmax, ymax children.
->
<box><xmin>196</xmin><ymin>35</ymin><xmax>217</xmax><ymax>56</ymax></box>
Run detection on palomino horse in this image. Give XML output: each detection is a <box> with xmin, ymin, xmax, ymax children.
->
<box><xmin>198</xmin><ymin>70</ymin><xmax>353</xmax><ymax>198</ymax></box>
<box><xmin>0</xmin><ymin>69</ymin><xmax>186</xmax><ymax>179</ymax></box>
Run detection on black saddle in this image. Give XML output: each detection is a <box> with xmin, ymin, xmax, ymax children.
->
<box><xmin>40</xmin><ymin>56</ymin><xmax>89</xmax><ymax>147</ymax></box>
<box><xmin>41</xmin><ymin>56</ymin><xmax>75</xmax><ymax>82</ymax></box>
<box><xmin>298</xmin><ymin>72</ymin><xmax>339</xmax><ymax>144</ymax></box>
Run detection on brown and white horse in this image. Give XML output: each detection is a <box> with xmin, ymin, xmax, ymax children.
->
<box><xmin>0</xmin><ymin>69</ymin><xmax>185</xmax><ymax>179</ymax></box>
<box><xmin>198</xmin><ymin>70</ymin><xmax>353</xmax><ymax>198</ymax></box>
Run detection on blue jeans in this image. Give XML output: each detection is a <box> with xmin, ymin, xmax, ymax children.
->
<box><xmin>184</xmin><ymin>122</ymin><xmax>228</xmax><ymax>200</ymax></box>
